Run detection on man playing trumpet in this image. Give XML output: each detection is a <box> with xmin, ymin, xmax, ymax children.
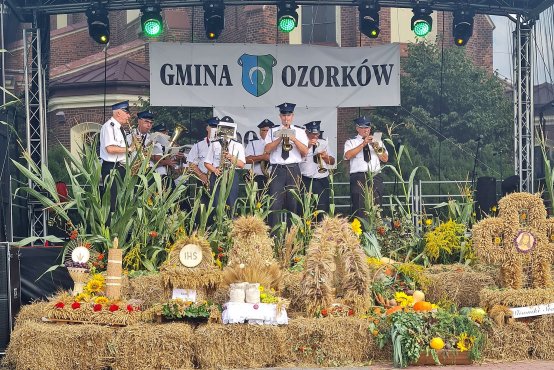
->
<box><xmin>299</xmin><ymin>121</ymin><xmax>335</xmax><ymax>222</ymax></box>
<box><xmin>245</xmin><ymin>119</ymin><xmax>274</xmax><ymax>193</ymax></box>
<box><xmin>264</xmin><ymin>102</ymin><xmax>309</xmax><ymax>228</ymax></box>
<box><xmin>204</xmin><ymin>116</ymin><xmax>245</xmax><ymax>209</ymax></box>
<box><xmin>344</xmin><ymin>116</ymin><xmax>388</xmax><ymax>220</ymax></box>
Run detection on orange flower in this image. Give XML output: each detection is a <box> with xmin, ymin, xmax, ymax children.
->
<box><xmin>377</xmin><ymin>226</ymin><xmax>386</xmax><ymax>236</ymax></box>
<box><xmin>385</xmin><ymin>306</ymin><xmax>402</xmax><ymax>315</ymax></box>
<box><xmin>149</xmin><ymin>231</ymin><xmax>158</xmax><ymax>238</ymax></box>
<box><xmin>97</xmin><ymin>253</ymin><xmax>104</xmax><ymax>260</ymax></box>
<box><xmin>84</xmin><ymin>242</ymin><xmax>92</xmax><ymax>249</ymax></box>
<box><xmin>321</xmin><ymin>309</ymin><xmax>328</xmax><ymax>317</ymax></box>
<box><xmin>218</xmin><ymin>252</ymin><xmax>225</xmax><ymax>258</ymax></box>
<box><xmin>69</xmin><ymin>230</ymin><xmax>78</xmax><ymax>240</ymax></box>
<box><xmin>392</xmin><ymin>219</ymin><xmax>401</xmax><ymax>229</ymax></box>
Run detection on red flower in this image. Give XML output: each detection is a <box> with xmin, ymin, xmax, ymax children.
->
<box><xmin>109</xmin><ymin>304</ymin><xmax>119</xmax><ymax>312</ymax></box>
<box><xmin>149</xmin><ymin>231</ymin><xmax>158</xmax><ymax>238</ymax></box>
<box><xmin>93</xmin><ymin>304</ymin><xmax>102</xmax><ymax>312</ymax></box>
<box><xmin>84</xmin><ymin>242</ymin><xmax>92</xmax><ymax>249</ymax></box>
<box><xmin>217</xmin><ymin>246</ymin><xmax>223</xmax><ymax>252</ymax></box>
<box><xmin>348</xmin><ymin>309</ymin><xmax>354</xmax><ymax>316</ymax></box>
<box><xmin>71</xmin><ymin>301</ymin><xmax>81</xmax><ymax>310</ymax></box>
<box><xmin>54</xmin><ymin>302</ymin><xmax>65</xmax><ymax>309</ymax></box>
<box><xmin>69</xmin><ymin>230</ymin><xmax>78</xmax><ymax>240</ymax></box>
<box><xmin>392</xmin><ymin>219</ymin><xmax>401</xmax><ymax>229</ymax></box>
<box><xmin>126</xmin><ymin>304</ymin><xmax>134</xmax><ymax>312</ymax></box>
<box><xmin>218</xmin><ymin>252</ymin><xmax>225</xmax><ymax>258</ymax></box>
<box><xmin>321</xmin><ymin>309</ymin><xmax>328</xmax><ymax>317</ymax></box>
<box><xmin>377</xmin><ymin>226</ymin><xmax>386</xmax><ymax>236</ymax></box>
<box><xmin>97</xmin><ymin>253</ymin><xmax>104</xmax><ymax>260</ymax></box>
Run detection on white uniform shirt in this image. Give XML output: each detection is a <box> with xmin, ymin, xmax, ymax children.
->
<box><xmin>300</xmin><ymin>139</ymin><xmax>335</xmax><ymax>179</ymax></box>
<box><xmin>125</xmin><ymin>129</ymin><xmax>164</xmax><ymax>171</ymax></box>
<box><xmin>205</xmin><ymin>139</ymin><xmax>246</xmax><ymax>168</ymax></box>
<box><xmin>245</xmin><ymin>139</ymin><xmax>268</xmax><ymax>176</ymax></box>
<box><xmin>188</xmin><ymin>137</ymin><xmax>211</xmax><ymax>174</ymax></box>
<box><xmin>343</xmin><ymin>135</ymin><xmax>387</xmax><ymax>174</ymax></box>
<box><xmin>100</xmin><ymin>117</ymin><xmax>127</xmax><ymax>163</ymax></box>
<box><xmin>264</xmin><ymin>125</ymin><xmax>309</xmax><ymax>165</ymax></box>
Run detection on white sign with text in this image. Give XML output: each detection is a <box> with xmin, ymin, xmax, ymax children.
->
<box><xmin>510</xmin><ymin>302</ymin><xmax>554</xmax><ymax>318</ymax></box>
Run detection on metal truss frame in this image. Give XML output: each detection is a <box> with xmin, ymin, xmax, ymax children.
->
<box><xmin>513</xmin><ymin>18</ymin><xmax>535</xmax><ymax>193</ymax></box>
<box><xmin>23</xmin><ymin>28</ymin><xmax>48</xmax><ymax>241</ymax></box>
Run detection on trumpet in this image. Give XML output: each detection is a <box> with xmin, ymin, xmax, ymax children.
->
<box><xmin>314</xmin><ymin>143</ymin><xmax>328</xmax><ymax>174</ymax></box>
<box><xmin>371</xmin><ymin>141</ymin><xmax>385</xmax><ymax>155</ymax></box>
<box><xmin>282</xmin><ymin>135</ymin><xmax>293</xmax><ymax>152</ymax></box>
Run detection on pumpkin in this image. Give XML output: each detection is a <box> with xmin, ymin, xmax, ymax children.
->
<box><xmin>430</xmin><ymin>337</ymin><xmax>445</xmax><ymax>350</ymax></box>
<box><xmin>413</xmin><ymin>301</ymin><xmax>433</xmax><ymax>312</ymax></box>
<box><xmin>385</xmin><ymin>306</ymin><xmax>402</xmax><ymax>315</ymax></box>
<box><xmin>412</xmin><ymin>290</ymin><xmax>425</xmax><ymax>303</ymax></box>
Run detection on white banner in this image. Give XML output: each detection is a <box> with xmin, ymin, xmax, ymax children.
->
<box><xmin>150</xmin><ymin>43</ymin><xmax>400</xmax><ymax>108</ymax></box>
<box><xmin>510</xmin><ymin>302</ymin><xmax>554</xmax><ymax>318</ymax></box>
<box><xmin>213</xmin><ymin>106</ymin><xmax>338</xmax><ymax>166</ymax></box>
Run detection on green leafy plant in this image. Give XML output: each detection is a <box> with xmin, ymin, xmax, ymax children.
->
<box><xmin>160</xmin><ymin>299</ymin><xmax>213</xmax><ymax>320</ymax></box>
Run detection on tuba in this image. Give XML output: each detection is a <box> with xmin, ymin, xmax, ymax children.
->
<box><xmin>167</xmin><ymin>124</ymin><xmax>188</xmax><ymax>179</ymax></box>
<box><xmin>215</xmin><ymin>124</ymin><xmax>236</xmax><ymax>171</ymax></box>
<box><xmin>129</xmin><ymin>127</ymin><xmax>153</xmax><ymax>175</ymax></box>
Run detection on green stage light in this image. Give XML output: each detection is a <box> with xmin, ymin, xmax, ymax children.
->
<box><xmin>411</xmin><ymin>6</ymin><xmax>433</xmax><ymax>37</ymax></box>
<box><xmin>86</xmin><ymin>3</ymin><xmax>110</xmax><ymax>45</ymax></box>
<box><xmin>277</xmin><ymin>1</ymin><xmax>298</xmax><ymax>33</ymax></box>
<box><xmin>141</xmin><ymin>5</ymin><xmax>163</xmax><ymax>37</ymax></box>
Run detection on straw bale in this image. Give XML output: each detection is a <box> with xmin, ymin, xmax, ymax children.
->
<box><xmin>483</xmin><ymin>322</ymin><xmax>533</xmax><ymax>361</ymax></box>
<box><xmin>423</xmin><ymin>264</ymin><xmax>496</xmax><ymax>308</ymax></box>
<box><xmin>13</xmin><ymin>301</ymin><xmax>50</xmax><ymax>328</ymax></box>
<box><xmin>283</xmin><ymin>317</ymin><xmax>383</xmax><ymax>366</ymax></box>
<box><xmin>227</xmin><ymin>216</ymin><xmax>275</xmax><ymax>267</ymax></box>
<box><xmin>110</xmin><ymin>323</ymin><xmax>195</xmax><ymax>370</ymax></box>
<box><xmin>120</xmin><ymin>273</ymin><xmax>165</xmax><ymax>307</ymax></box>
<box><xmin>2</xmin><ymin>321</ymin><xmax>113</xmax><ymax>370</ymax></box>
<box><xmin>479</xmin><ymin>288</ymin><xmax>554</xmax><ymax>309</ymax></box>
<box><xmin>281</xmin><ymin>270</ymin><xmax>304</xmax><ymax>313</ymax></box>
<box><xmin>193</xmin><ymin>323</ymin><xmax>286</xmax><ymax>369</ymax></box>
<box><xmin>531</xmin><ymin>315</ymin><xmax>554</xmax><ymax>360</ymax></box>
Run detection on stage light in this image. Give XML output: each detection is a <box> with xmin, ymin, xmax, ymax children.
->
<box><xmin>203</xmin><ymin>0</ymin><xmax>225</xmax><ymax>40</ymax></box>
<box><xmin>358</xmin><ymin>1</ymin><xmax>380</xmax><ymax>38</ymax></box>
<box><xmin>411</xmin><ymin>6</ymin><xmax>433</xmax><ymax>37</ymax></box>
<box><xmin>86</xmin><ymin>3</ymin><xmax>110</xmax><ymax>44</ymax></box>
<box><xmin>141</xmin><ymin>4</ymin><xmax>163</xmax><ymax>38</ymax></box>
<box><xmin>452</xmin><ymin>9</ymin><xmax>474</xmax><ymax>46</ymax></box>
<box><xmin>277</xmin><ymin>1</ymin><xmax>298</xmax><ymax>33</ymax></box>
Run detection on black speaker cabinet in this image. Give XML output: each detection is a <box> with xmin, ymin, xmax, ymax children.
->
<box><xmin>476</xmin><ymin>177</ymin><xmax>497</xmax><ymax>219</ymax></box>
<box><xmin>502</xmin><ymin>175</ymin><xmax>520</xmax><ymax>196</ymax></box>
<box><xmin>0</xmin><ymin>243</ymin><xmax>21</xmax><ymax>354</ymax></box>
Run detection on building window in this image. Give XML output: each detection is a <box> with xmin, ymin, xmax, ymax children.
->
<box><xmin>301</xmin><ymin>5</ymin><xmax>337</xmax><ymax>44</ymax></box>
<box><xmin>70</xmin><ymin>122</ymin><xmax>102</xmax><ymax>160</ymax></box>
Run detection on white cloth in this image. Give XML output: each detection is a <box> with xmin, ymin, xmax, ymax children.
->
<box><xmin>222</xmin><ymin>302</ymin><xmax>289</xmax><ymax>325</ymax></box>
<box><xmin>299</xmin><ymin>138</ymin><xmax>334</xmax><ymax>179</ymax></box>
<box><xmin>99</xmin><ymin>117</ymin><xmax>127</xmax><ymax>163</ymax></box>
<box><xmin>264</xmin><ymin>125</ymin><xmax>309</xmax><ymax>165</ymax></box>
<box><xmin>343</xmin><ymin>134</ymin><xmax>387</xmax><ymax>174</ymax></box>
<box><xmin>205</xmin><ymin>139</ymin><xmax>245</xmax><ymax>168</ymax></box>
<box><xmin>188</xmin><ymin>137</ymin><xmax>211</xmax><ymax>174</ymax></box>
<box><xmin>245</xmin><ymin>139</ymin><xmax>267</xmax><ymax>176</ymax></box>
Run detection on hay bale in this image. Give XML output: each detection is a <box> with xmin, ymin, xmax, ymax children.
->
<box><xmin>479</xmin><ymin>287</ymin><xmax>554</xmax><ymax>309</ymax></box>
<box><xmin>2</xmin><ymin>321</ymin><xmax>113</xmax><ymax>370</ymax></box>
<box><xmin>281</xmin><ymin>271</ymin><xmax>303</xmax><ymax>314</ymax></box>
<box><xmin>283</xmin><ymin>317</ymin><xmax>382</xmax><ymax>366</ymax></box>
<box><xmin>111</xmin><ymin>323</ymin><xmax>195</xmax><ymax>370</ymax></box>
<box><xmin>424</xmin><ymin>264</ymin><xmax>496</xmax><ymax>307</ymax></box>
<box><xmin>531</xmin><ymin>315</ymin><xmax>554</xmax><ymax>360</ymax></box>
<box><xmin>483</xmin><ymin>322</ymin><xmax>533</xmax><ymax>361</ymax></box>
<box><xmin>120</xmin><ymin>273</ymin><xmax>165</xmax><ymax>307</ymax></box>
<box><xmin>13</xmin><ymin>302</ymin><xmax>50</xmax><ymax>328</ymax></box>
<box><xmin>194</xmin><ymin>323</ymin><xmax>286</xmax><ymax>369</ymax></box>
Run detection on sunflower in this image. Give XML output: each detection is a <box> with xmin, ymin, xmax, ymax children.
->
<box><xmin>74</xmin><ymin>293</ymin><xmax>90</xmax><ymax>302</ymax></box>
<box><xmin>86</xmin><ymin>279</ymin><xmax>103</xmax><ymax>293</ymax></box>
<box><xmin>351</xmin><ymin>218</ymin><xmax>362</xmax><ymax>236</ymax></box>
<box><xmin>456</xmin><ymin>332</ymin><xmax>475</xmax><ymax>352</ymax></box>
<box><xmin>94</xmin><ymin>296</ymin><xmax>109</xmax><ymax>305</ymax></box>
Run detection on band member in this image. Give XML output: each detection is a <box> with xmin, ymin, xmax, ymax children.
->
<box><xmin>126</xmin><ymin>110</ymin><xmax>166</xmax><ymax>172</ymax></box>
<box><xmin>264</xmin><ymin>102</ymin><xmax>309</xmax><ymax>228</ymax></box>
<box><xmin>204</xmin><ymin>116</ymin><xmax>246</xmax><ymax>208</ymax></box>
<box><xmin>245</xmin><ymin>119</ymin><xmax>274</xmax><ymax>193</ymax></box>
<box><xmin>99</xmin><ymin>100</ymin><xmax>133</xmax><ymax>212</ymax></box>
<box><xmin>343</xmin><ymin>116</ymin><xmax>388</xmax><ymax>220</ymax></box>
<box><xmin>299</xmin><ymin>121</ymin><xmax>335</xmax><ymax>221</ymax></box>
<box><xmin>188</xmin><ymin>117</ymin><xmax>219</xmax><ymax>189</ymax></box>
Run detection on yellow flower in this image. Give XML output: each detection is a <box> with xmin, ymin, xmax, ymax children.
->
<box><xmin>256</xmin><ymin>202</ymin><xmax>262</xmax><ymax>209</ymax></box>
<box><xmin>94</xmin><ymin>296</ymin><xmax>109</xmax><ymax>304</ymax></box>
<box><xmin>86</xmin><ymin>279</ymin><xmax>103</xmax><ymax>293</ymax></box>
<box><xmin>494</xmin><ymin>236</ymin><xmax>502</xmax><ymax>245</ymax></box>
<box><xmin>366</xmin><ymin>257</ymin><xmax>382</xmax><ymax>268</ymax></box>
<box><xmin>215</xmin><ymin>259</ymin><xmax>222</xmax><ymax>269</ymax></box>
<box><xmin>306</xmin><ymin>220</ymin><xmax>311</xmax><ymax>226</ymax></box>
<box><xmin>394</xmin><ymin>291</ymin><xmax>414</xmax><ymax>307</ymax></box>
<box><xmin>456</xmin><ymin>332</ymin><xmax>475</xmax><ymax>352</ymax></box>
<box><xmin>260</xmin><ymin>293</ymin><xmax>267</xmax><ymax>299</ymax></box>
<box><xmin>147</xmin><ymin>197</ymin><xmax>153</xmax><ymax>206</ymax></box>
<box><xmin>425</xmin><ymin>218</ymin><xmax>432</xmax><ymax>226</ymax></box>
<box><xmin>351</xmin><ymin>218</ymin><xmax>362</xmax><ymax>236</ymax></box>
<box><xmin>75</xmin><ymin>293</ymin><xmax>90</xmax><ymax>302</ymax></box>
<box><xmin>258</xmin><ymin>285</ymin><xmax>265</xmax><ymax>292</ymax></box>
<box><xmin>491</xmin><ymin>205</ymin><xmax>497</xmax><ymax>212</ymax></box>
<box><xmin>91</xmin><ymin>273</ymin><xmax>105</xmax><ymax>283</ymax></box>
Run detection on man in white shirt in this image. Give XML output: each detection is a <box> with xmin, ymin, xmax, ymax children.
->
<box><xmin>264</xmin><ymin>102</ymin><xmax>309</xmax><ymax>228</ymax></box>
<box><xmin>205</xmin><ymin>116</ymin><xmax>246</xmax><ymax>209</ymax></box>
<box><xmin>99</xmin><ymin>100</ymin><xmax>133</xmax><ymax>212</ymax></box>
<box><xmin>245</xmin><ymin>119</ymin><xmax>273</xmax><ymax>193</ymax></box>
<box><xmin>188</xmin><ymin>117</ymin><xmax>219</xmax><ymax>189</ymax></box>
<box><xmin>299</xmin><ymin>121</ymin><xmax>335</xmax><ymax>221</ymax></box>
<box><xmin>343</xmin><ymin>116</ymin><xmax>388</xmax><ymax>220</ymax></box>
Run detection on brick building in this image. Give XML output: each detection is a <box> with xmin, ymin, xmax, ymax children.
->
<box><xmin>4</xmin><ymin>5</ymin><xmax>494</xmax><ymax>158</ymax></box>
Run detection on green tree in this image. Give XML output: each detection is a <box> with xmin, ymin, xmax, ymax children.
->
<box><xmin>371</xmin><ymin>42</ymin><xmax>513</xmax><ymax>195</ymax></box>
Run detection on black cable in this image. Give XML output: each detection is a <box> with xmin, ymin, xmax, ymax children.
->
<box><xmin>103</xmin><ymin>44</ymin><xmax>107</xmax><ymax>123</ymax></box>
<box><xmin>437</xmin><ymin>11</ymin><xmax>446</xmax><ymax>194</ymax></box>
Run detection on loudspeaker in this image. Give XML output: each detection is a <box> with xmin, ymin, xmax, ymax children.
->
<box><xmin>502</xmin><ymin>175</ymin><xmax>520</xmax><ymax>196</ymax></box>
<box><xmin>476</xmin><ymin>176</ymin><xmax>497</xmax><ymax>219</ymax></box>
<box><xmin>0</xmin><ymin>243</ymin><xmax>21</xmax><ymax>354</ymax></box>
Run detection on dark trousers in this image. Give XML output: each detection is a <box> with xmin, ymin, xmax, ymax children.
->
<box><xmin>350</xmin><ymin>172</ymin><xmax>384</xmax><ymax>219</ymax></box>
<box><xmin>101</xmin><ymin>161</ymin><xmax>125</xmax><ymax>213</ymax></box>
<box><xmin>209</xmin><ymin>171</ymin><xmax>240</xmax><ymax>209</ymax></box>
<box><xmin>254</xmin><ymin>174</ymin><xmax>269</xmax><ymax>194</ymax></box>
<box><xmin>269</xmin><ymin>164</ymin><xmax>301</xmax><ymax>228</ymax></box>
<box><xmin>302</xmin><ymin>175</ymin><xmax>330</xmax><ymax>221</ymax></box>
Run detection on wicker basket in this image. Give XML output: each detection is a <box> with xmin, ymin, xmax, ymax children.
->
<box><xmin>67</xmin><ymin>267</ymin><xmax>89</xmax><ymax>296</ymax></box>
